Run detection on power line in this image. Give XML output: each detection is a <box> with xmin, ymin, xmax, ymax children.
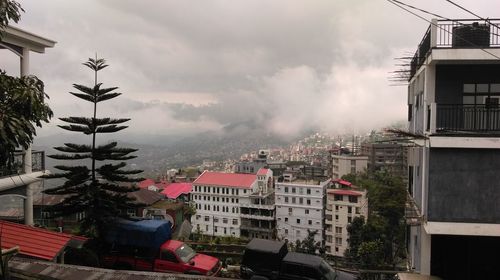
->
<box><xmin>390</xmin><ymin>0</ymin><xmax>448</xmax><ymax>20</ymax></box>
<box><xmin>386</xmin><ymin>0</ymin><xmax>500</xmax><ymax>60</ymax></box>
<box><xmin>443</xmin><ymin>0</ymin><xmax>500</xmax><ymax>31</ymax></box>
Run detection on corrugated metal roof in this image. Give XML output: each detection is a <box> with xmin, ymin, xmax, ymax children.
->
<box><xmin>0</xmin><ymin>221</ymin><xmax>74</xmax><ymax>261</ymax></box>
<box><xmin>194</xmin><ymin>171</ymin><xmax>256</xmax><ymax>189</ymax></box>
<box><xmin>160</xmin><ymin>183</ymin><xmax>192</xmax><ymax>199</ymax></box>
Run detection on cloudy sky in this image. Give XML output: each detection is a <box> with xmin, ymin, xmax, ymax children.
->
<box><xmin>2</xmin><ymin>0</ymin><xmax>500</xmax><ymax>141</ymax></box>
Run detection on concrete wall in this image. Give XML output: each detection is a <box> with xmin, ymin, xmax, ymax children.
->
<box><xmin>428</xmin><ymin>148</ymin><xmax>500</xmax><ymax>223</ymax></box>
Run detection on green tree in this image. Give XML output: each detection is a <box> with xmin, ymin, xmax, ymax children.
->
<box><xmin>294</xmin><ymin>229</ymin><xmax>324</xmax><ymax>255</ymax></box>
<box><xmin>0</xmin><ymin>0</ymin><xmax>23</xmax><ymax>33</ymax></box>
<box><xmin>0</xmin><ymin>72</ymin><xmax>53</xmax><ymax>172</ymax></box>
<box><xmin>343</xmin><ymin>169</ymin><xmax>406</xmax><ymax>269</ymax></box>
<box><xmin>44</xmin><ymin>57</ymin><xmax>142</xmax><ymax>239</ymax></box>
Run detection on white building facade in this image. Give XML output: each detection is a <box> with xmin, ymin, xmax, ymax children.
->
<box><xmin>325</xmin><ymin>188</ymin><xmax>368</xmax><ymax>257</ymax></box>
<box><xmin>275</xmin><ymin>179</ymin><xmax>330</xmax><ymax>244</ymax></box>
<box><xmin>332</xmin><ymin>154</ymin><xmax>368</xmax><ymax>179</ymax></box>
<box><xmin>191</xmin><ymin>171</ymin><xmax>260</xmax><ymax>237</ymax></box>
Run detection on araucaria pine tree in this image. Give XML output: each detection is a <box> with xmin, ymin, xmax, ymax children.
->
<box><xmin>44</xmin><ymin>57</ymin><xmax>142</xmax><ymax>238</ymax></box>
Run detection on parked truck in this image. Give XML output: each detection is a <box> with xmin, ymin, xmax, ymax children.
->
<box><xmin>102</xmin><ymin>219</ymin><xmax>221</xmax><ymax>276</ymax></box>
<box><xmin>240</xmin><ymin>238</ymin><xmax>339</xmax><ymax>280</ymax></box>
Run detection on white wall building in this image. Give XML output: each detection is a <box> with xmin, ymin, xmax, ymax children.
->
<box><xmin>191</xmin><ymin>170</ymin><xmax>261</xmax><ymax>237</ymax></box>
<box><xmin>332</xmin><ymin>154</ymin><xmax>368</xmax><ymax>179</ymax></box>
<box><xmin>325</xmin><ymin>187</ymin><xmax>368</xmax><ymax>257</ymax></box>
<box><xmin>275</xmin><ymin>178</ymin><xmax>330</xmax><ymax>244</ymax></box>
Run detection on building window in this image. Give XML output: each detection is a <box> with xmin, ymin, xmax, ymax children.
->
<box><xmin>285</xmin><ymin>187</ymin><xmax>289</xmax><ymax>193</ymax></box>
<box><xmin>349</xmin><ymin>196</ymin><xmax>358</xmax><ymax>203</ymax></box>
<box><xmin>223</xmin><ymin>218</ymin><xmax>228</xmax><ymax>224</ymax></box>
<box><xmin>224</xmin><ymin>227</ymin><xmax>227</xmax><ymax>234</ymax></box>
<box><xmin>356</xmin><ymin>207</ymin><xmax>360</xmax><ymax>214</ymax></box>
<box><xmin>292</xmin><ymin>197</ymin><xmax>296</xmax><ymax>204</ymax></box>
<box><xmin>335</xmin><ymin>205</ymin><xmax>339</xmax><ymax>211</ymax></box>
<box><xmin>335</xmin><ymin>215</ymin><xmax>339</xmax><ymax>220</ymax></box>
<box><xmin>204</xmin><ymin>216</ymin><xmax>210</xmax><ymax>222</ymax></box>
<box><xmin>205</xmin><ymin>225</ymin><xmax>209</xmax><ymax>231</ymax></box>
<box><xmin>232</xmin><ymin>219</ymin><xmax>238</xmax><ymax>225</ymax></box>
<box><xmin>285</xmin><ymin>217</ymin><xmax>288</xmax><ymax>222</ymax></box>
<box><xmin>285</xmin><ymin>197</ymin><xmax>289</xmax><ymax>203</ymax></box>
<box><xmin>348</xmin><ymin>217</ymin><xmax>352</xmax><ymax>223</ymax></box>
<box><xmin>305</xmin><ymin>209</ymin><xmax>309</xmax><ymax>215</ymax></box>
<box><xmin>307</xmin><ymin>188</ymin><xmax>311</xmax><ymax>194</ymax></box>
<box><xmin>306</xmin><ymin>199</ymin><xmax>311</xmax><ymax>205</ymax></box>
<box><xmin>214</xmin><ymin>218</ymin><xmax>219</xmax><ymax>223</ymax></box>
<box><xmin>285</xmin><ymin>229</ymin><xmax>288</xmax><ymax>234</ymax></box>
<box><xmin>288</xmin><ymin>208</ymin><xmax>293</xmax><ymax>214</ymax></box>
<box><xmin>334</xmin><ymin>195</ymin><xmax>342</xmax><ymax>201</ymax></box>
<box><xmin>292</xmin><ymin>188</ymin><xmax>296</xmax><ymax>193</ymax></box>
<box><xmin>336</xmin><ymin>237</ymin><xmax>342</xmax><ymax>245</ymax></box>
<box><xmin>299</xmin><ymin>197</ymin><xmax>303</xmax><ymax>204</ymax></box>
<box><xmin>335</xmin><ymin>247</ymin><xmax>339</xmax><ymax>252</ymax></box>
<box><xmin>214</xmin><ymin>226</ymin><xmax>218</xmax><ymax>233</ymax></box>
<box><xmin>348</xmin><ymin>206</ymin><xmax>352</xmax><ymax>214</ymax></box>
<box><xmin>335</xmin><ymin>227</ymin><xmax>342</xmax><ymax>234</ymax></box>
<box><xmin>308</xmin><ymin>220</ymin><xmax>312</xmax><ymax>225</ymax></box>
<box><xmin>296</xmin><ymin>219</ymin><xmax>301</xmax><ymax>224</ymax></box>
<box><xmin>196</xmin><ymin>215</ymin><xmax>200</xmax><ymax>220</ymax></box>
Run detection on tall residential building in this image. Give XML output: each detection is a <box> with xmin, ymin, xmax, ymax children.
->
<box><xmin>324</xmin><ymin>181</ymin><xmax>367</xmax><ymax>257</ymax></box>
<box><xmin>275</xmin><ymin>178</ymin><xmax>330</xmax><ymax>245</ymax></box>
<box><xmin>240</xmin><ymin>168</ymin><xmax>275</xmax><ymax>240</ymax></box>
<box><xmin>361</xmin><ymin>142</ymin><xmax>407</xmax><ymax>180</ymax></box>
<box><xmin>331</xmin><ymin>154</ymin><xmax>368</xmax><ymax>179</ymax></box>
<box><xmin>406</xmin><ymin>19</ymin><xmax>500</xmax><ymax>279</ymax></box>
<box><xmin>191</xmin><ymin>168</ymin><xmax>273</xmax><ymax>238</ymax></box>
<box><xmin>234</xmin><ymin>150</ymin><xmax>269</xmax><ymax>174</ymax></box>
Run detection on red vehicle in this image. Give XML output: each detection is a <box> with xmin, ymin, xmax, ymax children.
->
<box><xmin>102</xmin><ymin>219</ymin><xmax>221</xmax><ymax>276</ymax></box>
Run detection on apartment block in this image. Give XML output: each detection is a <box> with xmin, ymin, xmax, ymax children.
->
<box><xmin>331</xmin><ymin>154</ymin><xmax>368</xmax><ymax>179</ymax></box>
<box><xmin>406</xmin><ymin>19</ymin><xmax>500</xmax><ymax>279</ymax></box>
<box><xmin>191</xmin><ymin>168</ymin><xmax>273</xmax><ymax>238</ymax></box>
<box><xmin>324</xmin><ymin>182</ymin><xmax>367</xmax><ymax>257</ymax></box>
<box><xmin>275</xmin><ymin>178</ymin><xmax>330</xmax><ymax>245</ymax></box>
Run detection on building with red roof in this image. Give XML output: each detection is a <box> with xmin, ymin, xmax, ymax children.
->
<box><xmin>0</xmin><ymin>220</ymin><xmax>86</xmax><ymax>262</ymax></box>
<box><xmin>192</xmin><ymin>170</ymin><xmax>272</xmax><ymax>238</ymax></box>
<box><xmin>325</xmin><ymin>183</ymin><xmax>367</xmax><ymax>257</ymax></box>
<box><xmin>161</xmin><ymin>182</ymin><xmax>192</xmax><ymax>200</ymax></box>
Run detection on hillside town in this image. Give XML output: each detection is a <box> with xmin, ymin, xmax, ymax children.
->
<box><xmin>1</xmin><ymin>1</ymin><xmax>500</xmax><ymax>280</ymax></box>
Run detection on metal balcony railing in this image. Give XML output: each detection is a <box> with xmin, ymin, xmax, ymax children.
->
<box><xmin>436</xmin><ymin>104</ymin><xmax>500</xmax><ymax>132</ymax></box>
<box><xmin>0</xmin><ymin>150</ymin><xmax>45</xmax><ymax>178</ymax></box>
<box><xmin>410</xmin><ymin>19</ymin><xmax>500</xmax><ymax>79</ymax></box>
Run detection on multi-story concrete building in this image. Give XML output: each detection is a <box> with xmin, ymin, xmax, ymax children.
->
<box><xmin>275</xmin><ymin>178</ymin><xmax>330</xmax><ymax>245</ymax></box>
<box><xmin>361</xmin><ymin>142</ymin><xmax>407</xmax><ymax>180</ymax></box>
<box><xmin>331</xmin><ymin>154</ymin><xmax>368</xmax><ymax>179</ymax></box>
<box><xmin>234</xmin><ymin>150</ymin><xmax>269</xmax><ymax>174</ymax></box>
<box><xmin>406</xmin><ymin>19</ymin><xmax>500</xmax><ymax>279</ymax></box>
<box><xmin>324</xmin><ymin>182</ymin><xmax>367</xmax><ymax>257</ymax></box>
<box><xmin>240</xmin><ymin>168</ymin><xmax>275</xmax><ymax>240</ymax></box>
<box><xmin>191</xmin><ymin>168</ymin><xmax>273</xmax><ymax>238</ymax></box>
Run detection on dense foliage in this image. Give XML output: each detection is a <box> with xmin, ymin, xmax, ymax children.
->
<box><xmin>0</xmin><ymin>0</ymin><xmax>23</xmax><ymax>33</ymax></box>
<box><xmin>44</xmin><ymin>58</ymin><xmax>142</xmax><ymax>238</ymax></box>
<box><xmin>343</xmin><ymin>170</ymin><xmax>407</xmax><ymax>269</ymax></box>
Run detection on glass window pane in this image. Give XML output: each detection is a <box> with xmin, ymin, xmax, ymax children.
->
<box><xmin>476</xmin><ymin>96</ymin><xmax>485</xmax><ymax>104</ymax></box>
<box><xmin>463</xmin><ymin>84</ymin><xmax>476</xmax><ymax>93</ymax></box>
<box><xmin>490</xmin><ymin>84</ymin><xmax>500</xmax><ymax>93</ymax></box>
<box><xmin>477</xmin><ymin>84</ymin><xmax>489</xmax><ymax>93</ymax></box>
<box><xmin>463</xmin><ymin>96</ymin><xmax>475</xmax><ymax>104</ymax></box>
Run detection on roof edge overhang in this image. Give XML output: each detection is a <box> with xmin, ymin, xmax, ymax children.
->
<box><xmin>1</xmin><ymin>25</ymin><xmax>56</xmax><ymax>54</ymax></box>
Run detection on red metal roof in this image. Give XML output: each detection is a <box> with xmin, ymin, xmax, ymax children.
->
<box><xmin>333</xmin><ymin>178</ymin><xmax>352</xmax><ymax>187</ymax></box>
<box><xmin>0</xmin><ymin>221</ymin><xmax>83</xmax><ymax>261</ymax></box>
<box><xmin>138</xmin><ymin>179</ymin><xmax>156</xmax><ymax>189</ymax></box>
<box><xmin>194</xmin><ymin>171</ymin><xmax>256</xmax><ymax>189</ymax></box>
<box><xmin>161</xmin><ymin>183</ymin><xmax>193</xmax><ymax>199</ymax></box>
<box><xmin>257</xmin><ymin>168</ymin><xmax>269</xmax><ymax>176</ymax></box>
<box><xmin>327</xmin><ymin>189</ymin><xmax>363</xmax><ymax>196</ymax></box>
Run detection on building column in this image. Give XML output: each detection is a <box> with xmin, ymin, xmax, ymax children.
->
<box><xmin>21</xmin><ymin>47</ymin><xmax>35</xmax><ymax>226</ymax></box>
<box><xmin>420</xmin><ymin>227</ymin><xmax>432</xmax><ymax>275</ymax></box>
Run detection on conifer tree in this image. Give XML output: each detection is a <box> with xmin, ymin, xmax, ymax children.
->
<box><xmin>44</xmin><ymin>57</ymin><xmax>142</xmax><ymax>238</ymax></box>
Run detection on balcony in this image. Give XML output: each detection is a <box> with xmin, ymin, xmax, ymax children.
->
<box><xmin>434</xmin><ymin>104</ymin><xmax>500</xmax><ymax>133</ymax></box>
<box><xmin>410</xmin><ymin>19</ymin><xmax>500</xmax><ymax>79</ymax></box>
<box><xmin>240</xmin><ymin>203</ymin><xmax>275</xmax><ymax>210</ymax></box>
<box><xmin>0</xmin><ymin>150</ymin><xmax>45</xmax><ymax>178</ymax></box>
<box><xmin>240</xmin><ymin>213</ymin><xmax>275</xmax><ymax>221</ymax></box>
